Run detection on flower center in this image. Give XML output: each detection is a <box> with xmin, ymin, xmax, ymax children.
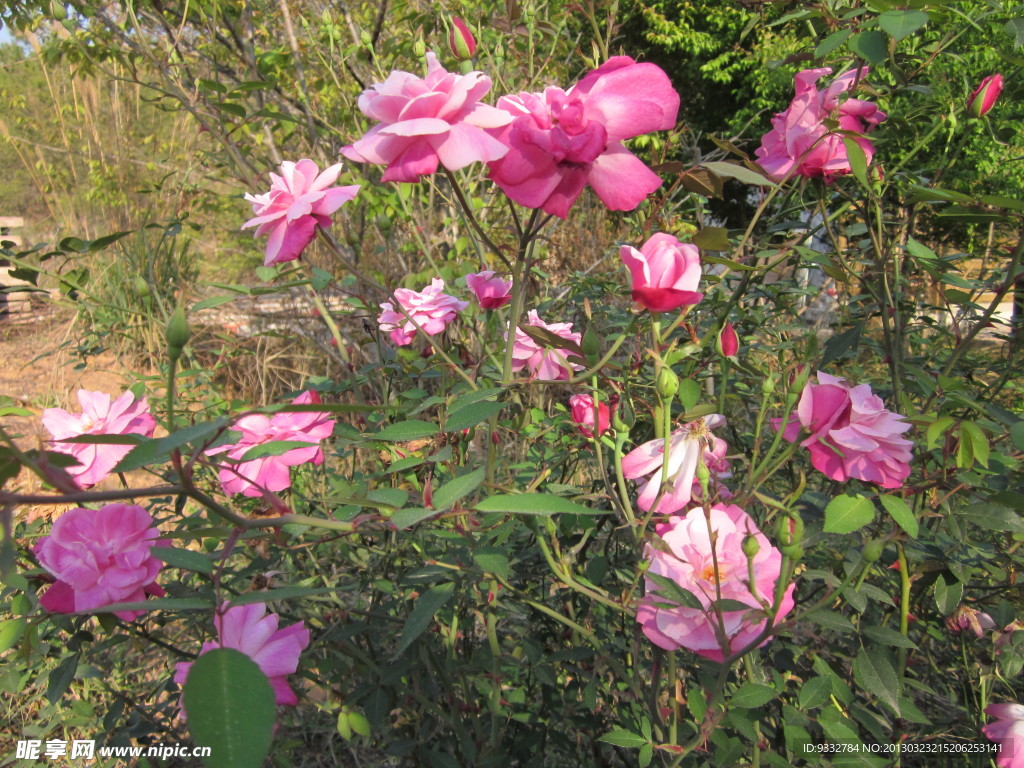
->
<box><xmin>700</xmin><ymin>563</ymin><xmax>723</xmax><ymax>583</ymax></box>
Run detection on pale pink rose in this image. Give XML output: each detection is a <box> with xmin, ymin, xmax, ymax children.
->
<box><xmin>506</xmin><ymin>310</ymin><xmax>583</xmax><ymax>381</ymax></box>
<box><xmin>341</xmin><ymin>52</ymin><xmax>512</xmax><ymax>182</ymax></box>
<box><xmin>621</xmin><ymin>415</ymin><xmax>731</xmax><ymax>516</ymax></box>
<box><xmin>175</xmin><ymin>602</ymin><xmax>310</xmax><ymax>712</ymax></box>
<box><xmin>756</xmin><ymin>67</ymin><xmax>886</xmax><ymax>182</ymax></box>
<box><xmin>35</xmin><ymin>504</ymin><xmax>165</xmax><ymax>621</ymax></box>
<box><xmin>620</xmin><ymin>233</ymin><xmax>702</xmax><ymax>312</ymax></box>
<box><xmin>42</xmin><ymin>389</ymin><xmax>157</xmax><ymax>488</ymax></box>
<box><xmin>945</xmin><ymin>604</ymin><xmax>996</xmax><ymax>637</ymax></box>
<box><xmin>637</xmin><ymin>503</ymin><xmax>795</xmax><ymax>661</ymax></box>
<box><xmin>984</xmin><ymin>703</ymin><xmax>1024</xmax><ymax>768</ymax></box>
<box><xmin>242</xmin><ymin>159</ymin><xmax>360</xmax><ymax>266</ymax></box>
<box><xmin>968</xmin><ymin>74</ymin><xmax>1003</xmax><ymax>118</ymax></box>
<box><xmin>465</xmin><ymin>270</ymin><xmax>512</xmax><ymax>309</ymax></box>
<box><xmin>377</xmin><ymin>278</ymin><xmax>469</xmax><ymax>346</ymax></box>
<box><xmin>772</xmin><ymin>372</ymin><xmax>912</xmax><ymax>489</ymax></box>
<box><xmin>206</xmin><ymin>391</ymin><xmax>335</xmax><ymax>497</ymax></box>
<box><xmin>569</xmin><ymin>393</ymin><xmax>614</xmax><ymax>438</ymax></box>
<box><xmin>487</xmin><ymin>56</ymin><xmax>680</xmax><ymax>218</ymax></box>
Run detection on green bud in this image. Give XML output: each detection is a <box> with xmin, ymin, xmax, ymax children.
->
<box><xmin>780</xmin><ymin>543</ymin><xmax>804</xmax><ymax>560</ymax></box>
<box><xmin>861</xmin><ymin>539</ymin><xmax>885</xmax><ymax>564</ymax></box>
<box><xmin>656</xmin><ymin>367</ymin><xmax>680</xmax><ymax>399</ymax></box>
<box><xmin>166</xmin><ymin>304</ymin><xmax>191</xmax><ymax>360</ymax></box>
<box><xmin>776</xmin><ymin>515</ymin><xmax>792</xmax><ymax>547</ymax></box>
<box><xmin>50</xmin><ymin>1</ymin><xmax>67</xmax><ymax>20</ymax></box>
<box><xmin>412</xmin><ymin>38</ymin><xmax>426</xmax><ymax>58</ymax></box>
<box><xmin>741</xmin><ymin>534</ymin><xmax>760</xmax><ymax>559</ymax></box>
<box><xmin>134</xmin><ymin>276</ymin><xmax>150</xmax><ymax>298</ymax></box>
<box><xmin>581</xmin><ymin>326</ymin><xmax>600</xmax><ymax>365</ymax></box>
<box><xmin>788</xmin><ymin>512</ymin><xmax>804</xmax><ymax>543</ymax></box>
<box><xmin>761</xmin><ymin>374</ymin><xmax>776</xmax><ymax>396</ymax></box>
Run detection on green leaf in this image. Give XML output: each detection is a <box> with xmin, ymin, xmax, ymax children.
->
<box><xmin>113</xmin><ymin>418</ymin><xmax>232</xmax><ymax>472</ymax></box>
<box><xmin>960</xmin><ymin>422</ymin><xmax>989</xmax><ymax>468</ymax></box>
<box><xmin>692</xmin><ymin>226</ymin><xmax>730</xmax><ymax>251</ymax></box>
<box><xmin>88</xmin><ymin>231</ymin><xmax>133</xmax><ymax>251</ymax></box>
<box><xmin>84</xmin><ymin>597</ymin><xmax>211</xmax><ymax>614</ymax></box>
<box><xmin>371</xmin><ymin>420</ymin><xmax>437</xmax><ymax>442</ymax></box>
<box><xmin>389</xmin><ymin>507</ymin><xmax>437</xmax><ymax>529</ymax></box>
<box><xmin>862</xmin><ymin>625</ymin><xmax>917</xmax><ymax>649</ymax></box>
<box><xmin>237</xmin><ymin>440</ymin><xmax>317</xmax><ymax>462</ymax></box>
<box><xmin>677</xmin><ymin>379</ymin><xmax>701</xmax><ymax>412</ymax></box>
<box><xmin>646</xmin><ymin>573</ymin><xmax>704</xmax><ymax>610</ymax></box>
<box><xmin>1011</xmin><ymin>422</ymin><xmax>1024</xmax><ymax>451</ymax></box>
<box><xmin>472</xmin><ymin>548</ymin><xmax>510</xmax><ymax>579</ymax></box>
<box><xmin>227</xmin><ymin>587</ymin><xmax>335</xmax><ymax>605</ymax></box>
<box><xmin>799</xmin><ymin>676</ymin><xmax>832</xmax><ymax>710</ymax></box>
<box><xmin>445</xmin><ymin>401</ymin><xmax>504</xmax><ymax>432</ymax></box>
<box><xmin>474</xmin><ymin>493</ymin><xmax>601</xmax><ymax>516</ymax></box>
<box><xmin>254</xmin><ymin>266</ymin><xmax>277</xmax><ymax>282</ymax></box>
<box><xmin>597</xmin><ymin>728</ymin><xmax>648</xmax><ymax>748</ymax></box>
<box><xmin>926</xmin><ymin>416</ymin><xmax>955</xmax><ymax>449</ymax></box>
<box><xmin>879</xmin><ymin>495</ymin><xmax>918</xmax><ymax>538</ymax></box>
<box><xmin>805</xmin><ymin>610</ymin><xmax>856</xmax><ymax>632</ymax></box>
<box><xmin>393</xmin><ymin>582</ymin><xmax>455</xmax><ymax>659</ymax></box>
<box><xmin>847</xmin><ymin>30</ymin><xmax>887</xmax><ymax>64</ymax></box>
<box><xmin>59</xmin><ymin>236</ymin><xmax>90</xmax><ymax>252</ymax></box>
<box><xmin>0</xmin><ymin>617</ymin><xmax>26</xmax><ymax>654</ymax></box>
<box><xmin>47</xmin><ymin>653</ymin><xmax>80</xmax><ymax>704</ymax></box>
<box><xmin>842</xmin><ymin>137</ymin><xmax>869</xmax><ymax>188</ymax></box>
<box><xmin>821</xmin><ymin>324</ymin><xmax>862</xmax><ymax>367</ymax></box>
<box><xmin>153</xmin><ymin>547</ymin><xmax>214</xmax><ymax>574</ymax></box>
<box><xmin>824</xmin><ymin>494</ymin><xmax>875</xmax><ymax>534</ymax></box>
<box><xmin>701</xmin><ymin>161</ymin><xmax>772</xmax><ymax>187</ymax></box>
<box><xmin>384</xmin><ymin>456</ymin><xmax>424</xmax><ymax>474</ymax></box>
<box><xmin>731</xmin><ymin>683</ymin><xmax>777</xmax><ymax>708</ymax></box>
<box><xmin>183</xmin><ymin>648</ymin><xmax>276</xmax><ymax>768</ymax></box>
<box><xmin>853</xmin><ymin>647</ymin><xmax>900</xmax><ymax>715</ymax></box>
<box><xmin>432</xmin><ymin>468</ymin><xmax>485</xmax><ymax>511</ymax></box>
<box><xmin>957</xmin><ymin>504</ymin><xmax>1024</xmax><ymax>533</ymax></box>
<box><xmin>933</xmin><ymin>575</ymin><xmax>963</xmax><ymax>616</ymax></box>
<box><xmin>815</xmin><ymin>27</ymin><xmax>852</xmax><ymax>58</ymax></box>
<box><xmin>879</xmin><ymin>9</ymin><xmax>928</xmax><ymax>41</ymax></box>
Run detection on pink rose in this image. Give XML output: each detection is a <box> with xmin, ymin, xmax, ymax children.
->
<box><xmin>206</xmin><ymin>391</ymin><xmax>335</xmax><ymax>497</ymax></box>
<box><xmin>175</xmin><ymin>602</ymin><xmax>310</xmax><ymax>711</ymax></box>
<box><xmin>621</xmin><ymin>415</ymin><xmax>731</xmax><ymax>516</ymax></box>
<box><xmin>486</xmin><ymin>56</ymin><xmax>680</xmax><ymax>218</ymax></box>
<box><xmin>242</xmin><ymin>159</ymin><xmax>360</xmax><ymax>266</ymax></box>
<box><xmin>377</xmin><ymin>278</ymin><xmax>469</xmax><ymax>346</ymax></box>
<box><xmin>984</xmin><ymin>703</ymin><xmax>1024</xmax><ymax>768</ymax></box>
<box><xmin>717</xmin><ymin>322</ymin><xmax>739</xmax><ymax>358</ymax></box>
<box><xmin>637</xmin><ymin>503</ymin><xmax>795</xmax><ymax>661</ymax></box>
<box><xmin>465</xmin><ymin>270</ymin><xmax>512</xmax><ymax>309</ymax></box>
<box><xmin>756</xmin><ymin>67</ymin><xmax>886</xmax><ymax>182</ymax></box>
<box><xmin>620</xmin><ymin>233</ymin><xmax>702</xmax><ymax>312</ymax></box>
<box><xmin>968</xmin><ymin>73</ymin><xmax>1003</xmax><ymax>118</ymax></box>
<box><xmin>506</xmin><ymin>310</ymin><xmax>584</xmax><ymax>381</ymax></box>
<box><xmin>36</xmin><ymin>503</ymin><xmax>165</xmax><ymax>621</ymax></box>
<box><xmin>42</xmin><ymin>389</ymin><xmax>157</xmax><ymax>488</ymax></box>
<box><xmin>569</xmin><ymin>393</ymin><xmax>614</xmax><ymax>438</ymax></box>
<box><xmin>341</xmin><ymin>53</ymin><xmax>512</xmax><ymax>182</ymax></box>
<box><xmin>772</xmin><ymin>372</ymin><xmax>912</xmax><ymax>489</ymax></box>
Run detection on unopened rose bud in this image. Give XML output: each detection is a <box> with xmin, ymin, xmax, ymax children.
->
<box><xmin>656</xmin><ymin>367</ymin><xmax>680</xmax><ymax>399</ymax></box>
<box><xmin>717</xmin><ymin>321</ymin><xmax>739</xmax><ymax>359</ymax></box>
<box><xmin>861</xmin><ymin>538</ymin><xmax>884</xmax><ymax>564</ymax></box>
<box><xmin>448</xmin><ymin>17</ymin><xmax>476</xmax><ymax>61</ymax></box>
<box><xmin>581</xmin><ymin>326</ymin><xmax>600</xmax><ymax>365</ymax></box>
<box><xmin>761</xmin><ymin>374</ymin><xmax>776</xmax><ymax>396</ymax></box>
<box><xmin>741</xmin><ymin>534</ymin><xmax>760</xmax><ymax>559</ymax></box>
<box><xmin>166</xmin><ymin>304</ymin><xmax>191</xmax><ymax>361</ymax></box>
<box><xmin>967</xmin><ymin>74</ymin><xmax>1003</xmax><ymax>118</ymax></box>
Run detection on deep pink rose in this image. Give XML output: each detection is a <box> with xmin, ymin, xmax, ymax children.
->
<box><xmin>620</xmin><ymin>233</ymin><xmax>702</xmax><ymax>312</ymax></box>
<box><xmin>506</xmin><ymin>310</ymin><xmax>583</xmax><ymax>381</ymax></box>
<box><xmin>242</xmin><ymin>159</ymin><xmax>360</xmax><ymax>266</ymax></box>
<box><xmin>36</xmin><ymin>503</ymin><xmax>165</xmax><ymax>621</ymax></box>
<box><xmin>984</xmin><ymin>703</ymin><xmax>1024</xmax><ymax>768</ymax></box>
<box><xmin>449</xmin><ymin>17</ymin><xmax>476</xmax><ymax>61</ymax></box>
<box><xmin>206</xmin><ymin>391</ymin><xmax>335</xmax><ymax>497</ymax></box>
<box><xmin>341</xmin><ymin>53</ymin><xmax>512</xmax><ymax>182</ymax></box>
<box><xmin>717</xmin><ymin>322</ymin><xmax>739</xmax><ymax>358</ymax></box>
<box><xmin>968</xmin><ymin>73</ymin><xmax>1003</xmax><ymax>118</ymax></box>
<box><xmin>637</xmin><ymin>503</ymin><xmax>795</xmax><ymax>661</ymax></box>
<box><xmin>569</xmin><ymin>393</ymin><xmax>614</xmax><ymax>438</ymax></box>
<box><xmin>377</xmin><ymin>278</ymin><xmax>469</xmax><ymax>346</ymax></box>
<box><xmin>175</xmin><ymin>602</ymin><xmax>310</xmax><ymax>711</ymax></box>
<box><xmin>465</xmin><ymin>270</ymin><xmax>512</xmax><ymax>309</ymax></box>
<box><xmin>772</xmin><ymin>372</ymin><xmax>912</xmax><ymax>489</ymax></box>
<box><xmin>42</xmin><ymin>389</ymin><xmax>157</xmax><ymax>488</ymax></box>
<box><xmin>486</xmin><ymin>56</ymin><xmax>680</xmax><ymax>218</ymax></box>
<box><xmin>756</xmin><ymin>67</ymin><xmax>886</xmax><ymax>182</ymax></box>
<box><xmin>621</xmin><ymin>415</ymin><xmax>731</xmax><ymax>516</ymax></box>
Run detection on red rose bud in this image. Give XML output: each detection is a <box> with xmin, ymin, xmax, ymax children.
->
<box><xmin>717</xmin><ymin>321</ymin><xmax>739</xmax><ymax>358</ymax></box>
<box><xmin>967</xmin><ymin>74</ymin><xmax>1003</xmax><ymax>118</ymax></box>
<box><xmin>449</xmin><ymin>17</ymin><xmax>476</xmax><ymax>61</ymax></box>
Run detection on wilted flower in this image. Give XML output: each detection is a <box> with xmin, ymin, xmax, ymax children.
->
<box><xmin>772</xmin><ymin>371</ymin><xmax>913</xmax><ymax>489</ymax></box>
<box><xmin>42</xmin><ymin>389</ymin><xmax>157</xmax><ymax>488</ymax></box>
<box><xmin>621</xmin><ymin>415</ymin><xmax>731</xmax><ymax>516</ymax></box>
<box><xmin>206</xmin><ymin>391</ymin><xmax>335</xmax><ymax>497</ymax></box>
<box><xmin>465</xmin><ymin>270</ymin><xmax>512</xmax><ymax>309</ymax></box>
<box><xmin>637</xmin><ymin>503</ymin><xmax>795</xmax><ymax>661</ymax></box>
<box><xmin>967</xmin><ymin>73</ymin><xmax>1003</xmax><ymax>118</ymax></box>
<box><xmin>35</xmin><ymin>504</ymin><xmax>165</xmax><ymax>621</ymax></box>
<box><xmin>620</xmin><ymin>233</ymin><xmax>702</xmax><ymax>313</ymax></box>
<box><xmin>342</xmin><ymin>53</ymin><xmax>512</xmax><ymax>182</ymax></box>
<box><xmin>506</xmin><ymin>310</ymin><xmax>583</xmax><ymax>381</ymax></box>
<box><xmin>756</xmin><ymin>67</ymin><xmax>886</xmax><ymax>182</ymax></box>
<box><xmin>946</xmin><ymin>604</ymin><xmax>997</xmax><ymax>637</ymax></box>
<box><xmin>487</xmin><ymin>56</ymin><xmax>679</xmax><ymax>218</ymax></box>
<box><xmin>377</xmin><ymin>278</ymin><xmax>469</xmax><ymax>346</ymax></box>
<box><xmin>242</xmin><ymin>159</ymin><xmax>360</xmax><ymax>266</ymax></box>
<box><xmin>175</xmin><ymin>602</ymin><xmax>310</xmax><ymax>711</ymax></box>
